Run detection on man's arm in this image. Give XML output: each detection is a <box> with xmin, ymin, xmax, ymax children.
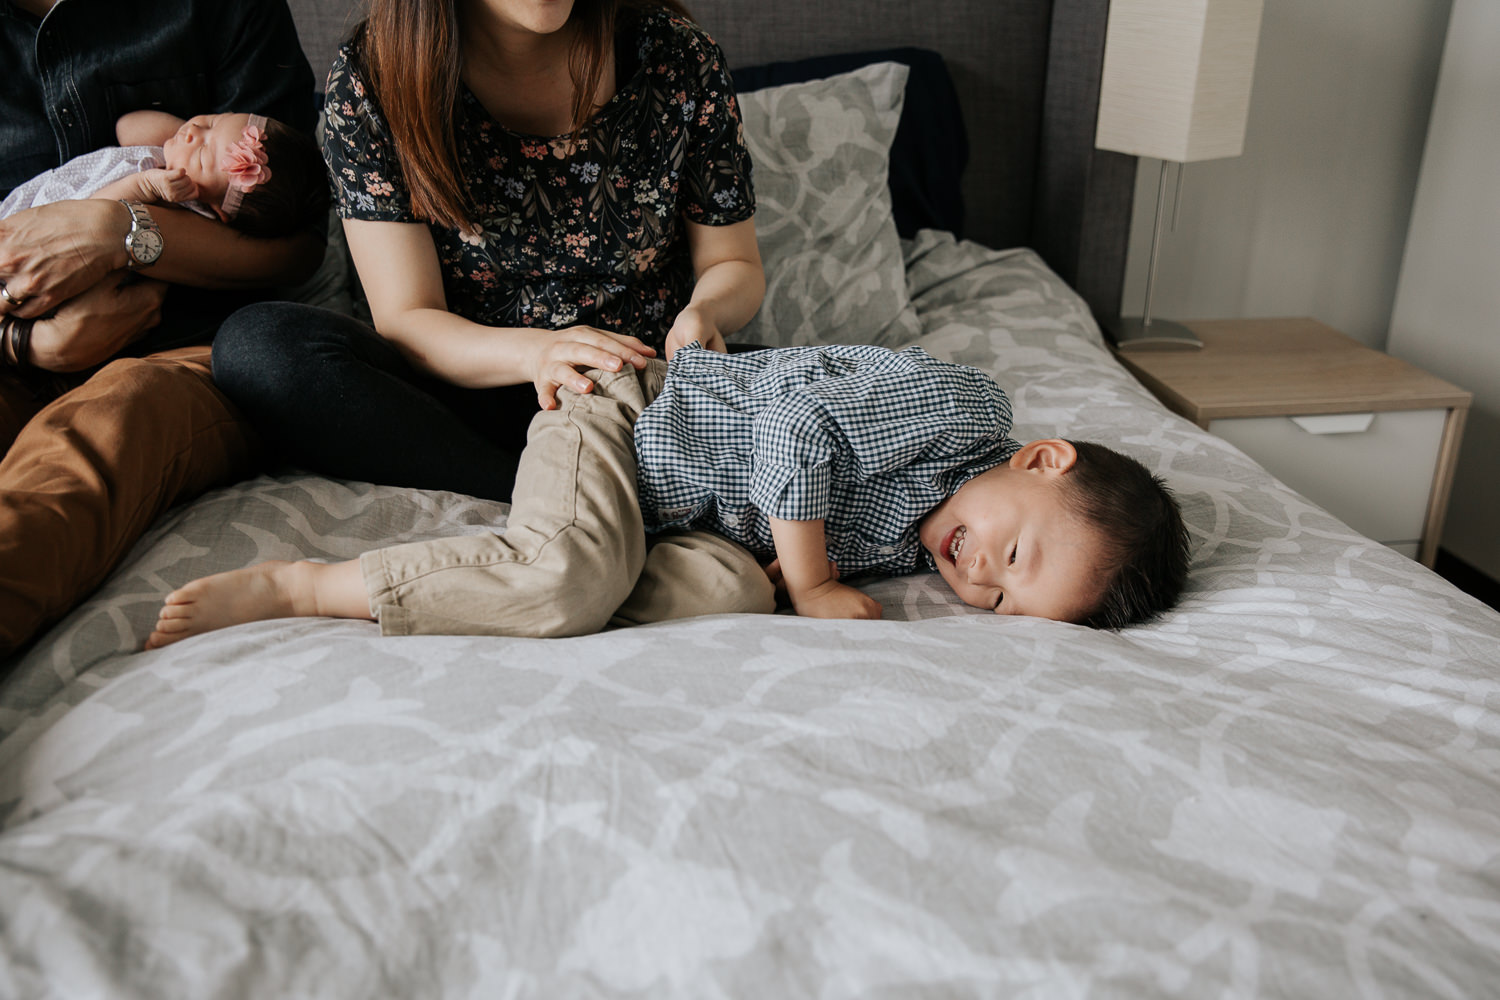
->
<box><xmin>0</xmin><ymin>194</ymin><xmax>321</xmax><ymax>315</ymax></box>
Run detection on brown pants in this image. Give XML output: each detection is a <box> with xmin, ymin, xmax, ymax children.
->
<box><xmin>0</xmin><ymin>346</ymin><xmax>258</xmax><ymax>656</ymax></box>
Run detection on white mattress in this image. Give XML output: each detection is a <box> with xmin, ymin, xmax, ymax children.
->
<box><xmin>3</xmin><ymin>232</ymin><xmax>1499</xmax><ymax>998</ymax></box>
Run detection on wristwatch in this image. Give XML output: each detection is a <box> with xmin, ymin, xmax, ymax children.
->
<box><xmin>119</xmin><ymin>199</ymin><xmax>163</xmax><ymax>268</ymax></box>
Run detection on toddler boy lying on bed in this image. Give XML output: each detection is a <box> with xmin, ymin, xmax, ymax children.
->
<box><xmin>146</xmin><ymin>342</ymin><xmax>1189</xmax><ymax>647</ymax></box>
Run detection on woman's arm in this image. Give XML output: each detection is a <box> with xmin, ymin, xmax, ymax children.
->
<box><xmin>663</xmin><ymin>217</ymin><xmax>764</xmax><ymax>359</ymax></box>
<box><xmin>344</xmin><ymin>218</ymin><xmax>655</xmax><ymax>406</ymax></box>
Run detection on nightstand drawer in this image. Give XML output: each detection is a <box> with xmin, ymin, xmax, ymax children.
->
<box><xmin>1208</xmin><ymin>408</ymin><xmax>1447</xmax><ymax>548</ymax></box>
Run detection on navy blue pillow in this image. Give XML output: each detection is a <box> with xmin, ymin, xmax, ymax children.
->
<box><xmin>732</xmin><ymin>47</ymin><xmax>969</xmax><ymax>240</ymax></box>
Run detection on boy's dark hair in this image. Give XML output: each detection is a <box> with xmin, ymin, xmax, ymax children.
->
<box><xmin>1058</xmin><ymin>440</ymin><xmax>1191</xmax><ymax>629</ymax></box>
<box><xmin>231</xmin><ymin>119</ymin><xmax>329</xmax><ymax>239</ymax></box>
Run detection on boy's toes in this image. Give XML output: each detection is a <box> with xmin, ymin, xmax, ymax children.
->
<box><xmin>157</xmin><ymin>601</ymin><xmax>195</xmax><ymax>620</ymax></box>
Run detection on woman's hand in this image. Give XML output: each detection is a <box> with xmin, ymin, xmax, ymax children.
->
<box><xmin>0</xmin><ymin>200</ymin><xmax>127</xmax><ymax>321</ymax></box>
<box><xmin>525</xmin><ymin>325</ymin><xmax>656</xmax><ymax>410</ymax></box>
<box><xmin>664</xmin><ymin>304</ymin><xmax>726</xmax><ymax>359</ymax></box>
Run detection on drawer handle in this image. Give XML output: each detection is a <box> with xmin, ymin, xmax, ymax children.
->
<box><xmin>1290</xmin><ymin>413</ymin><xmax>1375</xmax><ymax>435</ymax></box>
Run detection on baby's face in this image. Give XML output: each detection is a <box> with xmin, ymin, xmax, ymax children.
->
<box><xmin>162</xmin><ymin>113</ymin><xmax>254</xmax><ymax>204</ymax></box>
<box><xmin>918</xmin><ymin>441</ymin><xmax>1108</xmax><ymax>622</ymax></box>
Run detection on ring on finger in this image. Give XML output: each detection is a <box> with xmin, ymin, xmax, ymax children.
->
<box><xmin>0</xmin><ymin>284</ymin><xmax>21</xmax><ymax>308</ymax></box>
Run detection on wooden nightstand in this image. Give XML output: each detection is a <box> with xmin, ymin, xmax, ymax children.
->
<box><xmin>1114</xmin><ymin>318</ymin><xmax>1472</xmax><ymax>567</ymax></box>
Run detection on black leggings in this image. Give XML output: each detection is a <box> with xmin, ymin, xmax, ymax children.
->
<box><xmin>212</xmin><ymin>302</ymin><xmax>538</xmax><ymax>502</ymax></box>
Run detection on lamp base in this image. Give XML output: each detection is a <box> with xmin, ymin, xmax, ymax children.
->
<box><xmin>1109</xmin><ymin>317</ymin><xmax>1203</xmax><ymax>352</ymax></box>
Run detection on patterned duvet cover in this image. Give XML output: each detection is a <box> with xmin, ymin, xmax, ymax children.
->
<box><xmin>3</xmin><ymin>234</ymin><xmax>1498</xmax><ymax>998</ymax></box>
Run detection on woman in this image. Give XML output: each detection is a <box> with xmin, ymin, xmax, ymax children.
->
<box><xmin>212</xmin><ymin>0</ymin><xmax>763</xmax><ymax>501</ymax></box>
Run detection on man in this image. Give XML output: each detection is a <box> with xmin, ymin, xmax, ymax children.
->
<box><xmin>0</xmin><ymin>0</ymin><xmax>322</xmax><ymax>655</ymax></box>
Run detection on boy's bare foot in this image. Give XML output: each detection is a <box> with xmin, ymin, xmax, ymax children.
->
<box><xmin>145</xmin><ymin>560</ymin><xmax>320</xmax><ymax>649</ymax></box>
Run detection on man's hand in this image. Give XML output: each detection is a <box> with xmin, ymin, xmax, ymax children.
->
<box><xmin>26</xmin><ymin>272</ymin><xmax>167</xmax><ymax>372</ymax></box>
<box><xmin>664</xmin><ymin>304</ymin><xmax>726</xmax><ymax>360</ymax></box>
<box><xmin>0</xmin><ymin>200</ymin><xmax>127</xmax><ymax>321</ymax></box>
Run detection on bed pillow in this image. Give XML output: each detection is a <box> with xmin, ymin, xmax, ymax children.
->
<box><xmin>733</xmin><ymin>48</ymin><xmax>968</xmax><ymax>239</ymax></box>
<box><xmin>733</xmin><ymin>61</ymin><xmax>922</xmax><ymax>349</ymax></box>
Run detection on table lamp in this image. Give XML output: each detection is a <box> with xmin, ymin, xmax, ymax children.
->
<box><xmin>1095</xmin><ymin>0</ymin><xmax>1265</xmax><ymax>351</ymax></box>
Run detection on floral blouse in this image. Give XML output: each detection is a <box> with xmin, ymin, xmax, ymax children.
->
<box><xmin>322</xmin><ymin>11</ymin><xmax>755</xmax><ymax>351</ymax></box>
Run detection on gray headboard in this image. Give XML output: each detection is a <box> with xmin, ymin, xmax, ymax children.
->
<box><xmin>285</xmin><ymin>0</ymin><xmax>1135</xmax><ymax>324</ymax></box>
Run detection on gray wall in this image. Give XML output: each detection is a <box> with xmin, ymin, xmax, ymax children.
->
<box><xmin>1117</xmin><ymin>0</ymin><xmax>1451</xmax><ymax>349</ymax></box>
<box><xmin>1387</xmin><ymin>0</ymin><xmax>1500</xmax><ymax>580</ymax></box>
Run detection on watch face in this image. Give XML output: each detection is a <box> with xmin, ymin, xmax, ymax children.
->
<box><xmin>131</xmin><ymin>229</ymin><xmax>164</xmax><ymax>264</ymax></box>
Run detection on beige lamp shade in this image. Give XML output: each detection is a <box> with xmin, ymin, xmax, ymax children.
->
<box><xmin>1095</xmin><ymin>0</ymin><xmax>1264</xmax><ymax>162</ymax></box>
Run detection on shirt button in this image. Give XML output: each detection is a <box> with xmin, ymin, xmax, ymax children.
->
<box><xmin>59</xmin><ymin>107</ymin><xmax>75</xmax><ymax>127</ymax></box>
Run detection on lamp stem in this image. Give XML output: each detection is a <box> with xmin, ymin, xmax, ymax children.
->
<box><xmin>1141</xmin><ymin>159</ymin><xmax>1170</xmax><ymax>328</ymax></box>
<box><xmin>1112</xmin><ymin>160</ymin><xmax>1201</xmax><ymax>351</ymax></box>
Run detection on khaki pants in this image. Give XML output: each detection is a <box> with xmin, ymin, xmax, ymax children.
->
<box><xmin>361</xmin><ymin>361</ymin><xmax>775</xmax><ymax>637</ymax></box>
<box><xmin>0</xmin><ymin>346</ymin><xmax>259</xmax><ymax>656</ymax></box>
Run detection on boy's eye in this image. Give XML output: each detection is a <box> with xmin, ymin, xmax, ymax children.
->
<box><xmin>993</xmin><ymin>592</ymin><xmax>1004</xmax><ymax>611</ymax></box>
<box><xmin>1008</xmin><ymin>545</ymin><xmax>1017</xmax><ymax>566</ymax></box>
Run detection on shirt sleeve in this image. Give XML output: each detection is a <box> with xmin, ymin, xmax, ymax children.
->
<box><xmin>749</xmin><ymin>391</ymin><xmax>841</xmax><ymax>521</ymax></box>
<box><xmin>674</xmin><ymin>25</ymin><xmax>755</xmax><ymax>226</ymax></box>
<box><xmin>321</xmin><ymin>42</ymin><xmax>418</xmax><ymax>224</ymax></box>
<box><xmin>208</xmin><ymin>0</ymin><xmax>318</xmax><ymax>136</ymax></box>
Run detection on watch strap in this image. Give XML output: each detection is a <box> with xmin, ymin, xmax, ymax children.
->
<box><xmin>119</xmin><ymin>199</ymin><xmax>162</xmax><ymax>268</ymax></box>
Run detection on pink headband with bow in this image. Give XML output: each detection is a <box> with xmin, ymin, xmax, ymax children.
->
<box><xmin>220</xmin><ymin>115</ymin><xmax>272</xmax><ymax>219</ymax></box>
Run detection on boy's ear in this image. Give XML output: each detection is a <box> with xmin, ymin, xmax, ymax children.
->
<box><xmin>1009</xmin><ymin>439</ymin><xmax>1078</xmax><ymax>476</ymax></box>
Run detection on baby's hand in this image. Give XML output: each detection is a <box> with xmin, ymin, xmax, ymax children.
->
<box><xmin>139</xmin><ymin>167</ymin><xmax>198</xmax><ymax>204</ymax></box>
<box><xmin>789</xmin><ymin>578</ymin><xmax>882</xmax><ymax>621</ymax></box>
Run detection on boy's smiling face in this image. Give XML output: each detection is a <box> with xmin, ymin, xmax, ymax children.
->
<box><xmin>918</xmin><ymin>439</ymin><xmax>1109</xmax><ymax>622</ymax></box>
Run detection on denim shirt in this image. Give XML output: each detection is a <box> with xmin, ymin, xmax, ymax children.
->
<box><xmin>1</xmin><ymin>0</ymin><xmax>317</xmax><ymax>349</ymax></box>
<box><xmin>1</xmin><ymin>0</ymin><xmax>316</xmax><ymax>200</ymax></box>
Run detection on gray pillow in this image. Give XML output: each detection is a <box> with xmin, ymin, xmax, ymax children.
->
<box><xmin>734</xmin><ymin>62</ymin><xmax>922</xmax><ymax>348</ymax></box>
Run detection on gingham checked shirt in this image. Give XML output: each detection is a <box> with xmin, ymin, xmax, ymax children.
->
<box><xmin>635</xmin><ymin>342</ymin><xmax>1022</xmax><ymax>577</ymax></box>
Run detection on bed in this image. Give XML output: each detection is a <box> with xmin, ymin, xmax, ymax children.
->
<box><xmin>4</xmin><ymin>1</ymin><xmax>1500</xmax><ymax>996</ymax></box>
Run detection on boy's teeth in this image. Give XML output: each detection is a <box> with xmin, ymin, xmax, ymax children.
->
<box><xmin>949</xmin><ymin>526</ymin><xmax>966</xmax><ymax>561</ymax></box>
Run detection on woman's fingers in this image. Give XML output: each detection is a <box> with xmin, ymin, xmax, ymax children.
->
<box><xmin>527</xmin><ymin>326</ymin><xmax>657</xmax><ymax>409</ymax></box>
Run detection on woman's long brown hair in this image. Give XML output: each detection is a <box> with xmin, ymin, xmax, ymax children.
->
<box><xmin>362</xmin><ymin>0</ymin><xmax>692</xmax><ymax>230</ymax></box>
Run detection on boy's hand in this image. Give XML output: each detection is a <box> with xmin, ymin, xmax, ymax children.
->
<box><xmin>763</xmin><ymin>556</ymin><xmax>839</xmax><ymax>603</ymax></box>
<box><xmin>788</xmin><ymin>578</ymin><xmax>882</xmax><ymax>620</ymax></box>
<box><xmin>138</xmin><ymin>168</ymin><xmax>198</xmax><ymax>204</ymax></box>
<box><xmin>767</xmin><ymin>516</ymin><xmax>880</xmax><ymax>619</ymax></box>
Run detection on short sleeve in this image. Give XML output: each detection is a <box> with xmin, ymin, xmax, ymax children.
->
<box><xmin>749</xmin><ymin>391</ymin><xmax>839</xmax><ymax>521</ymax></box>
<box><xmin>321</xmin><ymin>43</ymin><xmax>417</xmax><ymax>223</ymax></box>
<box><xmin>676</xmin><ymin>28</ymin><xmax>756</xmax><ymax>226</ymax></box>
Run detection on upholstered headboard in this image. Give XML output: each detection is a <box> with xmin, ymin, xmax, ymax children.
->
<box><xmin>285</xmin><ymin>0</ymin><xmax>1135</xmax><ymax>324</ymax></box>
